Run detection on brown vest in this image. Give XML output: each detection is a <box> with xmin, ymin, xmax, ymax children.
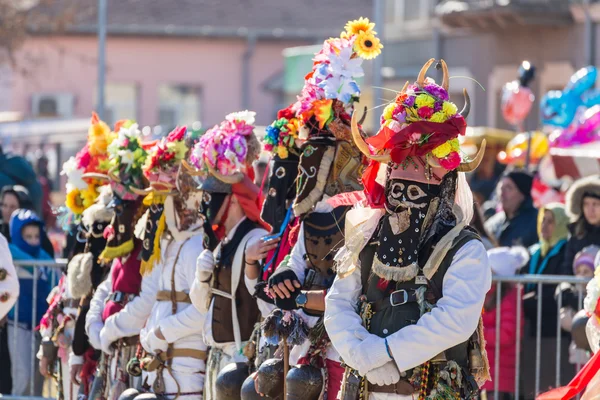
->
<box><xmin>211</xmin><ymin>219</ymin><xmax>261</xmax><ymax>344</ymax></box>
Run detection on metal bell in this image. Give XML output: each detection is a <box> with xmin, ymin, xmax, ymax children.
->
<box><xmin>126</xmin><ymin>357</ymin><xmax>142</xmax><ymax>377</ymax></box>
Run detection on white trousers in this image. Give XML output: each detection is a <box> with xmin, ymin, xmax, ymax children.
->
<box><xmin>8</xmin><ymin>324</ymin><xmax>36</xmax><ymax>396</ymax></box>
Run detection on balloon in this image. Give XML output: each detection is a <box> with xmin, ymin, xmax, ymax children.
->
<box><xmin>552</xmin><ymin>104</ymin><xmax>600</xmax><ymax>148</ymax></box>
<box><xmin>501</xmin><ymin>81</ymin><xmax>535</xmax><ymax>126</ymax></box>
<box><xmin>541</xmin><ymin>66</ymin><xmax>600</xmax><ymax>128</ymax></box>
<box><xmin>497</xmin><ymin>131</ymin><xmax>549</xmax><ymax>166</ymax></box>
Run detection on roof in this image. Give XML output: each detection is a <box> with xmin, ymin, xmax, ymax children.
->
<box><xmin>35</xmin><ymin>0</ymin><xmax>374</xmax><ymax>40</ymax></box>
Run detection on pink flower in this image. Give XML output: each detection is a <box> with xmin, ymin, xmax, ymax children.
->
<box><xmin>438</xmin><ymin>151</ymin><xmax>461</xmax><ymax>170</ymax></box>
<box><xmin>418</xmin><ymin>106</ymin><xmax>434</xmax><ymax>119</ymax></box>
<box><xmin>388</xmin><ymin>120</ymin><xmax>403</xmax><ymax>133</ymax></box>
<box><xmin>167</xmin><ymin>126</ymin><xmax>186</xmax><ymax>142</ymax></box>
<box><xmin>409</xmin><ymin>132</ymin><xmax>422</xmax><ymax>142</ymax></box>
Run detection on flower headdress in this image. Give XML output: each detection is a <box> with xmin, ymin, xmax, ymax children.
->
<box><xmin>291</xmin><ymin>17</ymin><xmax>382</xmax><ymax>139</ymax></box>
<box><xmin>140</xmin><ymin>126</ymin><xmax>188</xmax><ymax>194</ymax></box>
<box><xmin>188</xmin><ymin>110</ymin><xmax>260</xmax><ymax>184</ymax></box>
<box><xmin>263</xmin><ymin>105</ymin><xmax>301</xmax><ymax>159</ymax></box>
<box><xmin>62</xmin><ymin>112</ymin><xmax>115</xmax><ymax>217</ymax></box>
<box><xmin>105</xmin><ymin>121</ymin><xmax>151</xmax><ymax>199</ymax></box>
<box><xmin>352</xmin><ymin>58</ymin><xmax>485</xmax><ymax>173</ymax></box>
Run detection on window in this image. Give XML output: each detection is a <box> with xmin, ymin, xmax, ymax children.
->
<box><xmin>158</xmin><ymin>84</ymin><xmax>201</xmax><ymax>132</ymax></box>
<box><xmin>103</xmin><ymin>83</ymin><xmax>137</xmax><ymax>126</ymax></box>
<box><xmin>31</xmin><ymin>93</ymin><xmax>74</xmax><ymax>118</ymax></box>
<box><xmin>38</xmin><ymin>97</ymin><xmax>58</xmax><ymax>117</ymax></box>
<box><xmin>385</xmin><ymin>0</ymin><xmax>431</xmax><ymax>23</ymax></box>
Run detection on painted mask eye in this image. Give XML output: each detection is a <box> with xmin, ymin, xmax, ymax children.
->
<box><xmin>203</xmin><ymin>192</ymin><xmax>212</xmax><ymax>203</ymax></box>
<box><xmin>275</xmin><ymin>167</ymin><xmax>286</xmax><ymax>179</ymax></box>
<box><xmin>389</xmin><ymin>182</ymin><xmax>405</xmax><ymax>199</ymax></box>
<box><xmin>268</xmin><ymin>188</ymin><xmax>277</xmax><ymax>197</ymax></box>
<box><xmin>407</xmin><ymin>185</ymin><xmax>427</xmax><ymax>201</ymax></box>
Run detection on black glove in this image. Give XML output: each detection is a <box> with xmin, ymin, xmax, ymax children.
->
<box><xmin>268</xmin><ymin>269</ymin><xmax>301</xmax><ymax>310</ymax></box>
<box><xmin>253</xmin><ymin>281</ymin><xmax>275</xmax><ymax>305</ymax></box>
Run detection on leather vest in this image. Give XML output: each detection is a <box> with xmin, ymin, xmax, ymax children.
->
<box><xmin>302</xmin><ymin>206</ymin><xmax>349</xmax><ymax>291</ymax></box>
<box><xmin>359</xmin><ymin>226</ymin><xmax>480</xmax><ymax>369</ymax></box>
<box><xmin>212</xmin><ymin>219</ymin><xmax>261</xmax><ymax>344</ymax></box>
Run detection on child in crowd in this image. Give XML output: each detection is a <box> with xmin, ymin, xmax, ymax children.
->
<box><xmin>7</xmin><ymin>209</ymin><xmax>53</xmax><ymax>396</ymax></box>
<box><xmin>482</xmin><ymin>246</ymin><xmax>528</xmax><ymax>400</ymax></box>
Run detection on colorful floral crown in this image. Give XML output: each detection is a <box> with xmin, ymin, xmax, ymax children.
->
<box><xmin>106</xmin><ymin>121</ymin><xmax>150</xmax><ymax>194</ymax></box>
<box><xmin>291</xmin><ymin>18</ymin><xmax>382</xmax><ymax>138</ymax></box>
<box><xmin>352</xmin><ymin>58</ymin><xmax>485</xmax><ymax>173</ymax></box>
<box><xmin>189</xmin><ymin>110</ymin><xmax>259</xmax><ymax>183</ymax></box>
<box><xmin>62</xmin><ymin>112</ymin><xmax>115</xmax><ymax>216</ymax></box>
<box><xmin>263</xmin><ymin>105</ymin><xmax>301</xmax><ymax>159</ymax></box>
<box><xmin>142</xmin><ymin>126</ymin><xmax>188</xmax><ymax>191</ymax></box>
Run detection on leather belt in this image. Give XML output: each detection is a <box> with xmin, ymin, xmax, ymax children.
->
<box><xmin>62</xmin><ymin>299</ymin><xmax>80</xmax><ymax>309</ymax></box>
<box><xmin>156</xmin><ymin>290</ymin><xmax>191</xmax><ymax>304</ymax></box>
<box><xmin>107</xmin><ymin>291</ymin><xmax>137</xmax><ymax>304</ymax></box>
<box><xmin>369</xmin><ymin>380</ymin><xmax>416</xmax><ymax>395</ymax></box>
<box><xmin>143</xmin><ymin>348</ymin><xmax>208</xmax><ymax>372</ymax></box>
<box><xmin>370</xmin><ymin>289</ymin><xmax>419</xmax><ymax>313</ymax></box>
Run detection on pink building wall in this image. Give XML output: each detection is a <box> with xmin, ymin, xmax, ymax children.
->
<box><xmin>7</xmin><ymin>35</ymin><xmax>307</xmax><ymax>126</ymax></box>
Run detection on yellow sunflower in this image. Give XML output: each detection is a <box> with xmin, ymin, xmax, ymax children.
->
<box><xmin>81</xmin><ymin>185</ymin><xmax>99</xmax><ymax>209</ymax></box>
<box><xmin>66</xmin><ymin>188</ymin><xmax>86</xmax><ymax>215</ymax></box>
<box><xmin>345</xmin><ymin>17</ymin><xmax>376</xmax><ymax>36</ymax></box>
<box><xmin>354</xmin><ymin>31</ymin><xmax>383</xmax><ymax>60</ymax></box>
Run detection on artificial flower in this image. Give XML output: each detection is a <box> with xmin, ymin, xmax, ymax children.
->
<box><xmin>382</xmin><ymin>103</ymin><xmax>396</xmax><ymax>121</ymax></box>
<box><xmin>429</xmin><ymin>112</ymin><xmax>447</xmax><ymax>123</ymax></box>
<box><xmin>313</xmin><ymin>99</ymin><xmax>334</xmax><ymax>129</ymax></box>
<box><xmin>81</xmin><ymin>185</ymin><xmax>98</xmax><ymax>209</ymax></box>
<box><xmin>66</xmin><ymin>188</ymin><xmax>86</xmax><ymax>215</ymax></box>
<box><xmin>443</xmin><ymin>101</ymin><xmax>458</xmax><ymax>117</ymax></box>
<box><xmin>226</xmin><ymin>110</ymin><xmax>256</xmax><ymax>125</ymax></box>
<box><xmin>432</xmin><ymin>141</ymin><xmax>452</xmax><ymax>159</ymax></box>
<box><xmin>417</xmin><ymin>106</ymin><xmax>434</xmax><ymax>119</ymax></box>
<box><xmin>345</xmin><ymin>17</ymin><xmax>376</xmax><ymax>36</ymax></box>
<box><xmin>76</xmin><ymin>146</ymin><xmax>92</xmax><ymax>169</ymax></box>
<box><xmin>118</xmin><ymin>149</ymin><xmax>135</xmax><ymax>165</ymax></box>
<box><xmin>449</xmin><ymin>138</ymin><xmax>460</xmax><ymax>151</ymax></box>
<box><xmin>320</xmin><ymin>75</ymin><xmax>360</xmax><ymax>104</ymax></box>
<box><xmin>61</xmin><ymin>157</ymin><xmax>87</xmax><ymax>190</ymax></box>
<box><xmin>277</xmin><ymin>146</ymin><xmax>289</xmax><ymax>159</ymax></box>
<box><xmin>439</xmin><ymin>151</ymin><xmax>461</xmax><ymax>170</ymax></box>
<box><xmin>415</xmin><ymin>94</ymin><xmax>436</xmax><ymax>109</ymax></box>
<box><xmin>354</xmin><ymin>31</ymin><xmax>383</xmax><ymax>60</ymax></box>
<box><xmin>167</xmin><ymin>126</ymin><xmax>186</xmax><ymax>142</ymax></box>
<box><xmin>423</xmin><ymin>83</ymin><xmax>449</xmax><ymax>101</ymax></box>
<box><xmin>404</xmin><ymin>95</ymin><xmax>416</xmax><ymax>108</ymax></box>
<box><xmin>88</xmin><ymin>112</ymin><xmax>111</xmax><ymax>156</ymax></box>
<box><xmin>328</xmin><ymin>44</ymin><xmax>364</xmax><ymax>79</ymax></box>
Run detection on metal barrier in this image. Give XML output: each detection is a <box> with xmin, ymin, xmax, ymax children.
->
<box><xmin>2</xmin><ymin>266</ymin><xmax>592</xmax><ymax>399</ymax></box>
<box><xmin>7</xmin><ymin>260</ymin><xmax>67</xmax><ymax>399</ymax></box>
<box><xmin>490</xmin><ymin>274</ymin><xmax>591</xmax><ymax>400</ymax></box>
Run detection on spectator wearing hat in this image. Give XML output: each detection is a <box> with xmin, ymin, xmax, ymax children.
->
<box><xmin>563</xmin><ymin>175</ymin><xmax>600</xmax><ymax>273</ymax></box>
<box><xmin>485</xmin><ymin>170</ymin><xmax>539</xmax><ymax>247</ymax></box>
<box><xmin>482</xmin><ymin>246</ymin><xmax>527</xmax><ymax>400</ymax></box>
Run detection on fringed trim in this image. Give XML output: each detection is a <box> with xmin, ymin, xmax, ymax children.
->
<box><xmin>293</xmin><ymin>146</ymin><xmax>335</xmax><ymax>217</ymax></box>
<box><xmin>372</xmin><ymin>254</ymin><xmax>419</xmax><ymax>282</ymax></box>
<box><xmin>140</xmin><ymin>210</ymin><xmax>166</xmax><ymax>276</ymax></box>
<box><xmin>422</xmin><ymin>205</ymin><xmax>466</xmax><ymax>280</ymax></box>
<box><xmin>474</xmin><ymin>317</ymin><xmax>491</xmax><ymax>387</ymax></box>
<box><xmin>99</xmin><ymin>239</ymin><xmax>134</xmax><ymax>263</ymax></box>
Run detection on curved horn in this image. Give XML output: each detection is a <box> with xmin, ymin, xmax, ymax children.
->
<box><xmin>351</xmin><ymin>110</ymin><xmax>391</xmax><ymax>163</ymax></box>
<box><xmin>457</xmin><ymin>139</ymin><xmax>486</xmax><ymax>173</ymax></box>
<box><xmin>441</xmin><ymin>59</ymin><xmax>450</xmax><ymax>91</ymax></box>
<box><xmin>108</xmin><ymin>170</ymin><xmax>121</xmax><ymax>183</ymax></box>
<box><xmin>427</xmin><ymin>155</ymin><xmax>441</xmax><ymax>168</ymax></box>
<box><xmin>401</xmin><ymin>81</ymin><xmax>409</xmax><ymax>93</ymax></box>
<box><xmin>206</xmin><ymin>163</ymin><xmax>244</xmax><ymax>184</ymax></box>
<box><xmin>81</xmin><ymin>172</ymin><xmax>109</xmax><ymax>182</ymax></box>
<box><xmin>459</xmin><ymin>88</ymin><xmax>471</xmax><ymax>120</ymax></box>
<box><xmin>358</xmin><ymin>106</ymin><xmax>368</xmax><ymax>125</ymax></box>
<box><xmin>181</xmin><ymin>159</ymin><xmax>205</xmax><ymax>176</ymax></box>
<box><xmin>417</xmin><ymin>58</ymin><xmax>436</xmax><ymax>88</ymax></box>
<box><xmin>129</xmin><ymin>186</ymin><xmax>153</xmax><ymax>196</ymax></box>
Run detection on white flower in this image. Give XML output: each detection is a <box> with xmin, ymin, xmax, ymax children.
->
<box><xmin>118</xmin><ymin>123</ymin><xmax>140</xmax><ymax>139</ymax></box>
<box><xmin>107</xmin><ymin>139</ymin><xmax>120</xmax><ymax>157</ymax></box>
<box><xmin>226</xmin><ymin>110</ymin><xmax>256</xmax><ymax>125</ymax></box>
<box><xmin>327</xmin><ymin>45</ymin><xmax>364</xmax><ymax>79</ymax></box>
<box><xmin>61</xmin><ymin>157</ymin><xmax>87</xmax><ymax>190</ymax></box>
<box><xmin>224</xmin><ymin>148</ymin><xmax>242</xmax><ymax>169</ymax></box>
<box><xmin>118</xmin><ymin>149</ymin><xmax>134</xmax><ymax>165</ymax></box>
<box><xmin>61</xmin><ymin>157</ymin><xmax>78</xmax><ymax>176</ymax></box>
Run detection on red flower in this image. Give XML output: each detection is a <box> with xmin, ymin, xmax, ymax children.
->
<box><xmin>417</xmin><ymin>106</ymin><xmax>434</xmax><ymax>119</ymax></box>
<box><xmin>167</xmin><ymin>126</ymin><xmax>186</xmax><ymax>142</ymax></box>
<box><xmin>439</xmin><ymin>151</ymin><xmax>461</xmax><ymax>170</ymax></box>
<box><xmin>277</xmin><ymin>105</ymin><xmax>296</xmax><ymax>120</ymax></box>
<box><xmin>76</xmin><ymin>145</ymin><xmax>91</xmax><ymax>169</ymax></box>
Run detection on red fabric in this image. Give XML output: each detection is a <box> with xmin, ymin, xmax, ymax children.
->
<box><xmin>362</xmin><ymin>160</ymin><xmax>385</xmax><ymax>208</ymax></box>
<box><xmin>482</xmin><ymin>286</ymin><xmax>524</xmax><ymax>394</ymax></box>
<box><xmin>326</xmin><ymin>359</ymin><xmax>344</xmax><ymax>399</ymax></box>
<box><xmin>102</xmin><ymin>242</ymin><xmax>142</xmax><ymax>321</ymax></box>
<box><xmin>80</xmin><ymin>347</ymin><xmax>97</xmax><ymax>395</ymax></box>
<box><xmin>232</xmin><ymin>175</ymin><xmax>270</xmax><ymax>231</ymax></box>
<box><xmin>537</xmin><ymin>349</ymin><xmax>600</xmax><ymax>400</ymax></box>
<box><xmin>366</xmin><ymin>116</ymin><xmax>467</xmax><ymax>164</ymax></box>
<box><xmin>326</xmin><ymin>191</ymin><xmax>366</xmax><ymax>208</ymax></box>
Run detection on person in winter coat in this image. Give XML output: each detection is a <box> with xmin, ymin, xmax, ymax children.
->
<box><xmin>522</xmin><ymin>203</ymin><xmax>572</xmax><ymax>398</ymax></box>
<box><xmin>482</xmin><ymin>246</ymin><xmax>528</xmax><ymax>400</ymax></box>
<box><xmin>0</xmin><ymin>233</ymin><xmax>19</xmax><ymax>395</ymax></box>
<box><xmin>7</xmin><ymin>209</ymin><xmax>54</xmax><ymax>396</ymax></box>
<box><xmin>563</xmin><ymin>175</ymin><xmax>600</xmax><ymax>273</ymax></box>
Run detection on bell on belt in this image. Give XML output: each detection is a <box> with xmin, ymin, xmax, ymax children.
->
<box><xmin>469</xmin><ymin>348</ymin><xmax>484</xmax><ymax>372</ymax></box>
<box><xmin>286</xmin><ymin>365</ymin><xmax>323</xmax><ymax>400</ymax></box>
<box><xmin>117</xmin><ymin>388</ymin><xmax>140</xmax><ymax>400</ymax></box>
<box><xmin>241</xmin><ymin>374</ymin><xmax>263</xmax><ymax>400</ymax></box>
<box><xmin>126</xmin><ymin>357</ymin><xmax>142</xmax><ymax>377</ymax></box>
<box><xmin>255</xmin><ymin>358</ymin><xmax>284</xmax><ymax>399</ymax></box>
<box><xmin>215</xmin><ymin>362</ymin><xmax>250</xmax><ymax>400</ymax></box>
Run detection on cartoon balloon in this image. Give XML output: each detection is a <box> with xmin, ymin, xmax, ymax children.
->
<box><xmin>501</xmin><ymin>61</ymin><xmax>536</xmax><ymax>127</ymax></box>
<box><xmin>552</xmin><ymin>104</ymin><xmax>600</xmax><ymax>148</ymax></box>
<box><xmin>541</xmin><ymin>66</ymin><xmax>600</xmax><ymax>128</ymax></box>
<box><xmin>497</xmin><ymin>131</ymin><xmax>549</xmax><ymax>166</ymax></box>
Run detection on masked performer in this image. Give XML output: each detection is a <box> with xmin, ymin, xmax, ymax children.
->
<box><xmin>263</xmin><ymin>18</ymin><xmax>382</xmax><ymax>400</ymax></box>
<box><xmin>37</xmin><ymin>113</ymin><xmax>114</xmax><ymax>400</ymax></box>
<box><xmin>85</xmin><ymin>121</ymin><xmax>151</xmax><ymax>399</ymax></box>
<box><xmin>186</xmin><ymin>111</ymin><xmax>269</xmax><ymax>400</ymax></box>
<box><xmin>98</xmin><ymin>126</ymin><xmax>209</xmax><ymax>399</ymax></box>
<box><xmin>324</xmin><ymin>59</ymin><xmax>491</xmax><ymax>400</ymax></box>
